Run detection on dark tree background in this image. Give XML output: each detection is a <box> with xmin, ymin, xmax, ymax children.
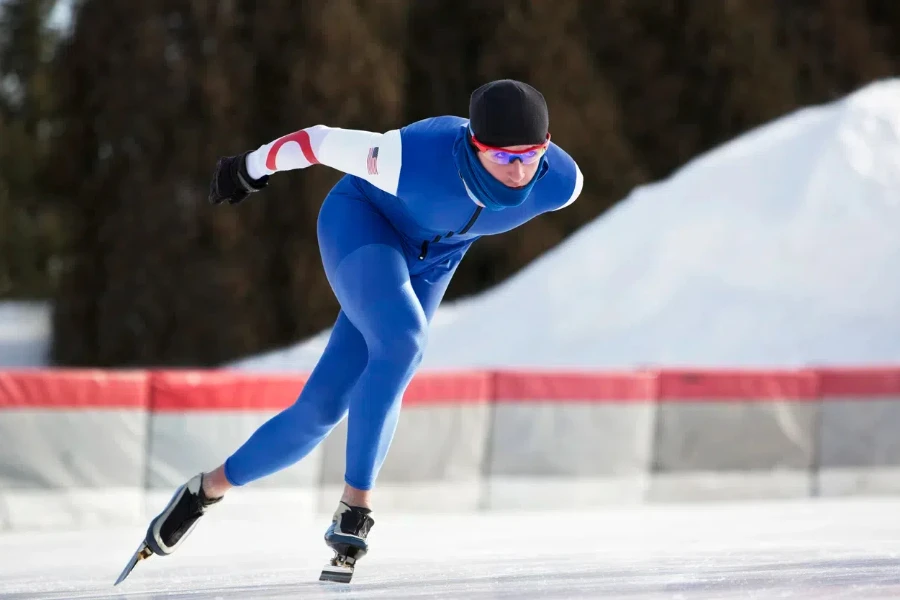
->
<box><xmin>1</xmin><ymin>0</ymin><xmax>898</xmax><ymax>367</ymax></box>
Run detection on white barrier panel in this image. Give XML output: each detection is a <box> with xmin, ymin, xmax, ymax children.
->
<box><xmin>318</xmin><ymin>373</ymin><xmax>492</xmax><ymax>512</ymax></box>
<box><xmin>816</xmin><ymin>368</ymin><xmax>900</xmax><ymax>496</ymax></box>
<box><xmin>1</xmin><ymin>367</ymin><xmax>900</xmax><ymax>533</ymax></box>
<box><xmin>484</xmin><ymin>372</ymin><xmax>657</xmax><ymax>509</ymax></box>
<box><xmin>0</xmin><ymin>371</ymin><xmax>149</xmax><ymax>531</ymax></box>
<box><xmin>649</xmin><ymin>370</ymin><xmax>819</xmax><ymax>501</ymax></box>
<box><xmin>144</xmin><ymin>372</ymin><xmax>321</xmax><ymax>515</ymax></box>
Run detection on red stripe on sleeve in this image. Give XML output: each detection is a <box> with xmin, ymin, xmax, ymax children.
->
<box><xmin>265</xmin><ymin>130</ymin><xmax>319</xmax><ymax>170</ymax></box>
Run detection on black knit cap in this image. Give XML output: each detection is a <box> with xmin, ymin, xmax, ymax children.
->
<box><xmin>468</xmin><ymin>79</ymin><xmax>549</xmax><ymax>148</ymax></box>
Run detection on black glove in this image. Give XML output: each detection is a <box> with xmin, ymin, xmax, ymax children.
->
<box><xmin>208</xmin><ymin>151</ymin><xmax>269</xmax><ymax>205</ymax></box>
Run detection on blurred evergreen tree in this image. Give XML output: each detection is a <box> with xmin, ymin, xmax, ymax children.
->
<box><xmin>23</xmin><ymin>0</ymin><xmax>900</xmax><ymax>366</ymax></box>
<box><xmin>0</xmin><ymin>0</ymin><xmax>67</xmax><ymax>298</ymax></box>
<box><xmin>48</xmin><ymin>0</ymin><xmax>407</xmax><ymax>366</ymax></box>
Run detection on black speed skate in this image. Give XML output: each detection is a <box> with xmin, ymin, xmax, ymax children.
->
<box><xmin>114</xmin><ymin>473</ymin><xmax>222</xmax><ymax>585</ymax></box>
<box><xmin>319</xmin><ymin>502</ymin><xmax>375</xmax><ymax>583</ymax></box>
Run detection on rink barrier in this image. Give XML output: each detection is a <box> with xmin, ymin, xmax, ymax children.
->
<box><xmin>815</xmin><ymin>367</ymin><xmax>900</xmax><ymax>496</ymax></box>
<box><xmin>0</xmin><ymin>370</ymin><xmax>151</xmax><ymax>530</ymax></box>
<box><xmin>2</xmin><ymin>366</ymin><xmax>900</xmax><ymax>531</ymax></box>
<box><xmin>649</xmin><ymin>369</ymin><xmax>821</xmax><ymax>501</ymax></box>
<box><xmin>485</xmin><ymin>371</ymin><xmax>657</xmax><ymax>507</ymax></box>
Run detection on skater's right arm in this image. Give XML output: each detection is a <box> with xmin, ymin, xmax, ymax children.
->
<box><xmin>207</xmin><ymin>125</ymin><xmax>403</xmax><ymax>205</ymax></box>
<box><xmin>246</xmin><ymin>125</ymin><xmax>402</xmax><ymax>194</ymax></box>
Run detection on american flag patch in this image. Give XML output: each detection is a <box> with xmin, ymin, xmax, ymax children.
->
<box><xmin>366</xmin><ymin>146</ymin><xmax>379</xmax><ymax>175</ymax></box>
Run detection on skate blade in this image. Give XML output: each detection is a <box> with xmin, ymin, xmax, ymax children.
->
<box><xmin>319</xmin><ymin>563</ymin><xmax>354</xmax><ymax>583</ymax></box>
<box><xmin>114</xmin><ymin>541</ymin><xmax>153</xmax><ymax>586</ymax></box>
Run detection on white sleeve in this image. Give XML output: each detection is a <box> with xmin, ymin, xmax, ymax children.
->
<box><xmin>551</xmin><ymin>163</ymin><xmax>583</xmax><ymax>211</ymax></box>
<box><xmin>244</xmin><ymin>124</ymin><xmax>402</xmax><ymax>196</ymax></box>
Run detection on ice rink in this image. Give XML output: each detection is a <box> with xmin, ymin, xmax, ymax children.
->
<box><xmin>2</xmin><ymin>497</ymin><xmax>900</xmax><ymax>599</ymax></box>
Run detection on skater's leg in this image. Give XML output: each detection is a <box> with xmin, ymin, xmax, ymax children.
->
<box><xmin>339</xmin><ymin>483</ymin><xmax>371</xmax><ymax>509</ymax></box>
<box><xmin>199</xmin><ymin>185</ymin><xmax>403</xmax><ymax>494</ymax></box>
<box><xmin>304</xmin><ymin>188</ymin><xmax>429</xmax><ymax>578</ymax></box>
<box><xmin>135</xmin><ymin>183</ymin><xmax>379</xmax><ymax>568</ymax></box>
<box><xmin>344</xmin><ymin>252</ymin><xmax>461</xmax><ymax>500</ymax></box>
<box><xmin>339</xmin><ymin>247</ymin><xmax>466</xmax><ymax>495</ymax></box>
<box><xmin>139</xmin><ymin>310</ymin><xmax>368</xmax><ymax>560</ymax></box>
<box><xmin>330</xmin><ymin>244</ymin><xmax>425</xmax><ymax>491</ymax></box>
<box><xmin>199</xmin><ymin>311</ymin><xmax>368</xmax><ymax>497</ymax></box>
<box><xmin>410</xmin><ymin>253</ymin><xmax>466</xmax><ymax>323</ymax></box>
<box><xmin>318</xmin><ymin>245</ymin><xmax>465</xmax><ymax>582</ymax></box>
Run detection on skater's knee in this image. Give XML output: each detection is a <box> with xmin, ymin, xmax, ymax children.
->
<box><xmin>311</xmin><ymin>396</ymin><xmax>349</xmax><ymax>429</ymax></box>
<box><xmin>392</xmin><ymin>325</ymin><xmax>427</xmax><ymax>366</ymax></box>
<box><xmin>290</xmin><ymin>380</ymin><xmax>349</xmax><ymax>429</ymax></box>
<box><xmin>371</xmin><ymin>322</ymin><xmax>427</xmax><ymax>370</ymax></box>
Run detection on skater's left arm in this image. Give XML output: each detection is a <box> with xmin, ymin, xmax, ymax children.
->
<box><xmin>244</xmin><ymin>125</ymin><xmax>402</xmax><ymax>195</ymax></box>
<box><xmin>541</xmin><ymin>159</ymin><xmax>584</xmax><ymax>213</ymax></box>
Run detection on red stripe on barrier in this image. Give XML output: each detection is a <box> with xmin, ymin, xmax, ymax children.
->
<box><xmin>150</xmin><ymin>370</ymin><xmax>492</xmax><ymax>412</ymax></box>
<box><xmin>818</xmin><ymin>367</ymin><xmax>900</xmax><ymax>397</ymax></box>
<box><xmin>493</xmin><ymin>370</ymin><xmax>656</xmax><ymax>402</ymax></box>
<box><xmin>0</xmin><ymin>370</ymin><xmax>149</xmax><ymax>409</ymax></box>
<box><xmin>402</xmin><ymin>371</ymin><xmax>492</xmax><ymax>406</ymax></box>
<box><xmin>151</xmin><ymin>371</ymin><xmax>308</xmax><ymax>412</ymax></box>
<box><xmin>4</xmin><ymin>367</ymin><xmax>900</xmax><ymax>410</ymax></box>
<box><xmin>657</xmin><ymin>369</ymin><xmax>820</xmax><ymax>401</ymax></box>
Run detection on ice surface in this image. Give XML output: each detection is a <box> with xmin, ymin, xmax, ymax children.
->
<box><xmin>3</xmin><ymin>498</ymin><xmax>900</xmax><ymax>599</ymax></box>
<box><xmin>230</xmin><ymin>78</ymin><xmax>900</xmax><ymax>372</ymax></box>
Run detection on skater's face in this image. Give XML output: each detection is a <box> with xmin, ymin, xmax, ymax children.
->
<box><xmin>476</xmin><ymin>146</ymin><xmax>541</xmax><ymax>188</ymax></box>
<box><xmin>471</xmin><ymin>134</ymin><xmax>550</xmax><ymax>189</ymax></box>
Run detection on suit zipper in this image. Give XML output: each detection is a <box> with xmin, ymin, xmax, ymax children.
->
<box><xmin>419</xmin><ymin>234</ymin><xmax>442</xmax><ymax>260</ymax></box>
<box><xmin>458</xmin><ymin>206</ymin><xmax>483</xmax><ymax>235</ymax></box>
<box><xmin>418</xmin><ymin>206</ymin><xmax>483</xmax><ymax>261</ymax></box>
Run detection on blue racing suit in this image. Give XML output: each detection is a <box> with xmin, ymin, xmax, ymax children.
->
<box><xmin>223</xmin><ymin>116</ymin><xmax>583</xmax><ymax>490</ymax></box>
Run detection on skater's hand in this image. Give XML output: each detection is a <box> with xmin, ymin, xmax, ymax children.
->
<box><xmin>208</xmin><ymin>152</ymin><xmax>269</xmax><ymax>205</ymax></box>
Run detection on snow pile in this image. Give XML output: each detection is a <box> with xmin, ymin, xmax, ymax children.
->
<box><xmin>0</xmin><ymin>301</ymin><xmax>51</xmax><ymax>367</ymax></box>
<box><xmin>229</xmin><ymin>79</ymin><xmax>900</xmax><ymax>371</ymax></box>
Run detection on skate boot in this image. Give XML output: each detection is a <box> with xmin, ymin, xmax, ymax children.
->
<box><xmin>144</xmin><ymin>472</ymin><xmax>223</xmax><ymax>555</ymax></box>
<box><xmin>114</xmin><ymin>473</ymin><xmax>222</xmax><ymax>585</ymax></box>
<box><xmin>319</xmin><ymin>502</ymin><xmax>375</xmax><ymax>583</ymax></box>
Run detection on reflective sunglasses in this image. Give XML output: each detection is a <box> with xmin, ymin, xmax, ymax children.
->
<box><xmin>470</xmin><ymin>131</ymin><xmax>551</xmax><ymax>165</ymax></box>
